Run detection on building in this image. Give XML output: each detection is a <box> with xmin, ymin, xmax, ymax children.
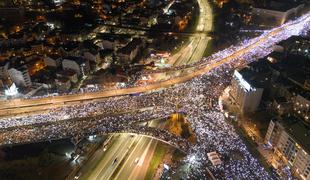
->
<box><xmin>0</xmin><ymin>7</ymin><xmax>25</xmax><ymax>23</ymax></box>
<box><xmin>230</xmin><ymin>49</ymin><xmax>310</xmax><ymax>115</ymax></box>
<box><xmin>56</xmin><ymin>70</ymin><xmax>78</xmax><ymax>83</ymax></box>
<box><xmin>117</xmin><ymin>38</ymin><xmax>145</xmax><ymax>63</ymax></box>
<box><xmin>62</xmin><ymin>57</ymin><xmax>90</xmax><ymax>76</ymax></box>
<box><xmin>267</xmin><ymin>49</ymin><xmax>310</xmax><ymax>122</ymax></box>
<box><xmin>96</xmin><ymin>37</ymin><xmax>116</xmax><ymax>50</ymax></box>
<box><xmin>272</xmin><ymin>96</ymin><xmax>292</xmax><ymax>116</ymax></box>
<box><xmin>7</xmin><ymin>66</ymin><xmax>32</xmax><ymax>87</ymax></box>
<box><xmin>55</xmin><ymin>77</ymin><xmax>71</xmax><ymax>92</ymax></box>
<box><xmin>292</xmin><ymin>94</ymin><xmax>310</xmax><ymax>123</ymax></box>
<box><xmin>99</xmin><ymin>49</ymin><xmax>113</xmax><ymax>69</ymax></box>
<box><xmin>83</xmin><ymin>50</ymin><xmax>100</xmax><ymax>63</ymax></box>
<box><xmin>230</xmin><ymin>70</ymin><xmax>264</xmax><ymax>113</ymax></box>
<box><xmin>252</xmin><ymin>1</ymin><xmax>304</xmax><ymax>26</ymax></box>
<box><xmin>265</xmin><ymin>116</ymin><xmax>310</xmax><ymax>180</ymax></box>
<box><xmin>44</xmin><ymin>55</ymin><xmax>61</xmax><ymax>68</ymax></box>
<box><xmin>95</xmin><ymin>33</ymin><xmax>130</xmax><ymax>50</ymax></box>
<box><xmin>0</xmin><ymin>60</ymin><xmax>9</xmax><ymax>78</ymax></box>
<box><xmin>207</xmin><ymin>151</ymin><xmax>222</xmax><ymax>166</ymax></box>
<box><xmin>276</xmin><ymin>36</ymin><xmax>310</xmax><ymax>58</ymax></box>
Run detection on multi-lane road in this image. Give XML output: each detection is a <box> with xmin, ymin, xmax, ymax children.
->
<box><xmin>114</xmin><ymin>138</ymin><xmax>158</xmax><ymax>180</ymax></box>
<box><xmin>87</xmin><ymin>134</ymin><xmax>137</xmax><ymax>180</ymax></box>
<box><xmin>167</xmin><ymin>0</ymin><xmax>213</xmax><ymax>67</ymax></box>
<box><xmin>0</xmin><ymin>26</ymin><xmax>294</xmax><ymax>116</ymax></box>
<box><xmin>1</xmin><ymin>2</ymin><xmax>310</xmax><ymax>179</ymax></box>
<box><xmin>0</xmin><ymin>7</ymin><xmax>211</xmax><ymax>180</ymax></box>
<box><xmin>0</xmin><ymin>0</ymin><xmax>213</xmax><ymax>117</ymax></box>
<box><xmin>80</xmin><ymin>121</ymin><xmax>164</xmax><ymax>180</ymax></box>
<box><xmin>83</xmin><ymin>134</ymin><xmax>158</xmax><ymax>180</ymax></box>
<box><xmin>1</xmin><ymin>3</ymin><xmax>310</xmax><ymax>119</ymax></box>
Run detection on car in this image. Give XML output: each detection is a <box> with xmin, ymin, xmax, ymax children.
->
<box><xmin>74</xmin><ymin>172</ymin><xmax>81</xmax><ymax>179</ymax></box>
<box><xmin>134</xmin><ymin>157</ymin><xmax>140</xmax><ymax>164</ymax></box>
<box><xmin>112</xmin><ymin>158</ymin><xmax>118</xmax><ymax>165</ymax></box>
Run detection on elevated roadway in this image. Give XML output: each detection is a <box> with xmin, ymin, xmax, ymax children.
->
<box><xmin>0</xmin><ymin>116</ymin><xmax>189</xmax><ymax>152</ymax></box>
<box><xmin>0</xmin><ymin>5</ymin><xmax>309</xmax><ymax>117</ymax></box>
<box><xmin>0</xmin><ymin>0</ymin><xmax>213</xmax><ymax>117</ymax></box>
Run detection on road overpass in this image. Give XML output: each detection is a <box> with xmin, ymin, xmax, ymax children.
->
<box><xmin>0</xmin><ymin>0</ymin><xmax>214</xmax><ymax>117</ymax></box>
<box><xmin>0</xmin><ymin>10</ymin><xmax>309</xmax><ymax>116</ymax></box>
<box><xmin>0</xmin><ymin>116</ymin><xmax>189</xmax><ymax>152</ymax></box>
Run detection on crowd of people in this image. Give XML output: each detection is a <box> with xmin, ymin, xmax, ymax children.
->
<box><xmin>0</xmin><ymin>94</ymin><xmax>173</xmax><ymax>129</ymax></box>
<box><xmin>0</xmin><ymin>110</ymin><xmax>189</xmax><ymax>149</ymax></box>
<box><xmin>1</xmin><ymin>11</ymin><xmax>310</xmax><ymax>179</ymax></box>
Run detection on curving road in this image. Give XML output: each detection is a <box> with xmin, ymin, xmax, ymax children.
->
<box><xmin>0</xmin><ymin>5</ymin><xmax>309</xmax><ymax>117</ymax></box>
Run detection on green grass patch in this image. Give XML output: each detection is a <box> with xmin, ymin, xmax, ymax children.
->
<box><xmin>145</xmin><ymin>143</ymin><xmax>167</xmax><ymax>180</ymax></box>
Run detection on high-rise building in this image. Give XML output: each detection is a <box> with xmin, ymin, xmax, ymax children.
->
<box><xmin>8</xmin><ymin>66</ymin><xmax>32</xmax><ymax>87</ymax></box>
<box><xmin>230</xmin><ymin>70</ymin><xmax>264</xmax><ymax>113</ymax></box>
<box><xmin>265</xmin><ymin>116</ymin><xmax>310</xmax><ymax>180</ymax></box>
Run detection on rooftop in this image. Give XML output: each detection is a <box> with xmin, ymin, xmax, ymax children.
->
<box><xmin>237</xmin><ymin>60</ymin><xmax>272</xmax><ymax>88</ymax></box>
<box><xmin>278</xmin><ymin>36</ymin><xmax>310</xmax><ymax>48</ymax></box>
<box><xmin>254</xmin><ymin>0</ymin><xmax>304</xmax><ymax>12</ymax></box>
<box><xmin>281</xmin><ymin>115</ymin><xmax>310</xmax><ymax>154</ymax></box>
<box><xmin>56</xmin><ymin>70</ymin><xmax>76</xmax><ymax>77</ymax></box>
<box><xmin>63</xmin><ymin>56</ymin><xmax>88</xmax><ymax>65</ymax></box>
<box><xmin>56</xmin><ymin>77</ymin><xmax>70</xmax><ymax>83</ymax></box>
<box><xmin>274</xmin><ymin>96</ymin><xmax>288</xmax><ymax>104</ymax></box>
<box><xmin>270</xmin><ymin>54</ymin><xmax>310</xmax><ymax>86</ymax></box>
<box><xmin>96</xmin><ymin>33</ymin><xmax>131</xmax><ymax>42</ymax></box>
<box><xmin>117</xmin><ymin>38</ymin><xmax>143</xmax><ymax>55</ymax></box>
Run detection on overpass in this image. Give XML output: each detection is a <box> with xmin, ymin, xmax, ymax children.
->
<box><xmin>0</xmin><ymin>118</ymin><xmax>190</xmax><ymax>152</ymax></box>
<box><xmin>0</xmin><ymin>10</ymin><xmax>310</xmax><ymax>116</ymax></box>
<box><xmin>0</xmin><ymin>5</ymin><xmax>309</xmax><ymax>119</ymax></box>
<box><xmin>0</xmin><ymin>0</ymin><xmax>214</xmax><ymax>117</ymax></box>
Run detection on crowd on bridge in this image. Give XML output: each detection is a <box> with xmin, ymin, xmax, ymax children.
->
<box><xmin>1</xmin><ymin>11</ymin><xmax>310</xmax><ymax>179</ymax></box>
<box><xmin>0</xmin><ymin>108</ymin><xmax>188</xmax><ymax>151</ymax></box>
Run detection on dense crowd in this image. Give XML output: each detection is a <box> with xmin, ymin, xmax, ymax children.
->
<box><xmin>1</xmin><ymin>11</ymin><xmax>310</xmax><ymax>179</ymax></box>
<box><xmin>0</xmin><ymin>94</ymin><xmax>173</xmax><ymax>129</ymax></box>
<box><xmin>0</xmin><ymin>111</ymin><xmax>188</xmax><ymax>151</ymax></box>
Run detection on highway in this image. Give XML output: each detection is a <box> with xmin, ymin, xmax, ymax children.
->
<box><xmin>114</xmin><ymin>121</ymin><xmax>163</xmax><ymax>180</ymax></box>
<box><xmin>87</xmin><ymin>134</ymin><xmax>138</xmax><ymax>180</ymax></box>
<box><xmin>1</xmin><ymin>6</ymin><xmax>308</xmax><ymax>178</ymax></box>
<box><xmin>114</xmin><ymin>138</ymin><xmax>158</xmax><ymax>180</ymax></box>
<box><xmin>166</xmin><ymin>0</ymin><xmax>212</xmax><ymax>67</ymax></box>
<box><xmin>1</xmin><ymin>1</ymin><xmax>308</xmax><ymax>179</ymax></box>
<box><xmin>82</xmin><ymin>121</ymin><xmax>163</xmax><ymax>180</ymax></box>
<box><xmin>0</xmin><ymin>8</ymin><xmax>307</xmax><ymax>116</ymax></box>
<box><xmin>0</xmin><ymin>26</ymin><xmax>295</xmax><ymax>116</ymax></box>
<box><xmin>0</xmin><ymin>0</ymin><xmax>213</xmax><ymax>117</ymax></box>
<box><xmin>85</xmin><ymin>135</ymin><xmax>158</xmax><ymax>180</ymax></box>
